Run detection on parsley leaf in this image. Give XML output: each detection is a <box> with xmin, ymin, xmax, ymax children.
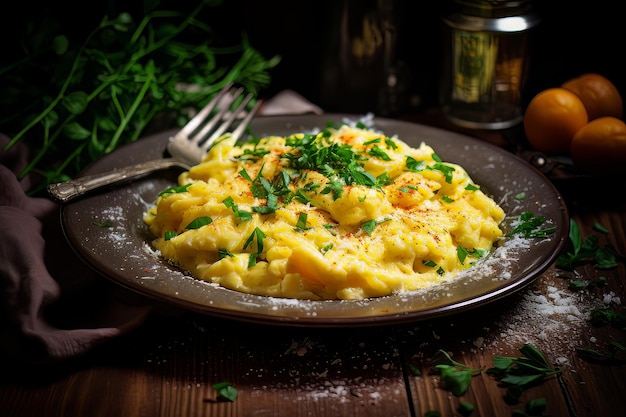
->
<box><xmin>361</xmin><ymin>218</ymin><xmax>391</xmax><ymax>235</ymax></box>
<box><xmin>576</xmin><ymin>308</ymin><xmax>626</xmax><ymax>363</ymax></box>
<box><xmin>458</xmin><ymin>401</ymin><xmax>475</xmax><ymax>417</ymax></box>
<box><xmin>243</xmin><ymin>227</ymin><xmax>266</xmax><ymax>267</ymax></box>
<box><xmin>223</xmin><ymin>196</ymin><xmax>252</xmax><ymax>221</ymax></box>
<box><xmin>159</xmin><ymin>183</ymin><xmax>191</xmax><ymax>196</ymax></box>
<box><xmin>185</xmin><ymin>216</ymin><xmax>212</xmax><ymax>229</ymax></box>
<box><xmin>405</xmin><ymin>156</ymin><xmax>425</xmax><ymax>171</ymax></box>
<box><xmin>218</xmin><ymin>248</ymin><xmax>235</xmax><ymax>259</ymax></box>
<box><xmin>294</xmin><ymin>212</ymin><xmax>311</xmax><ymax>232</ymax></box>
<box><xmin>428</xmin><ymin>162</ymin><xmax>455</xmax><ymax>184</ymax></box>
<box><xmin>487</xmin><ymin>344</ymin><xmax>561</xmax><ymax>404</ymax></box>
<box><xmin>457</xmin><ymin>246</ymin><xmax>468</xmax><ymax>264</ymax></box>
<box><xmin>512</xmin><ymin>398</ymin><xmax>548</xmax><ymax>417</ymax></box>
<box><xmin>506</xmin><ymin>212</ymin><xmax>556</xmax><ymax>239</ymax></box>
<box><xmin>432</xmin><ymin>350</ymin><xmax>483</xmax><ymax>396</ymax></box>
<box><xmin>556</xmin><ymin>219</ymin><xmax>619</xmax><ymax>269</ymax></box>
<box><xmin>368</xmin><ymin>145</ymin><xmax>391</xmax><ymax>160</ymax></box>
<box><xmin>211</xmin><ymin>381</ymin><xmax>238</xmax><ymax>402</ymax></box>
<box><xmin>92</xmin><ymin>219</ymin><xmax>113</xmax><ymax>227</ymax></box>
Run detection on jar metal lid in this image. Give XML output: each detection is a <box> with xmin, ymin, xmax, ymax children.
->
<box><xmin>444</xmin><ymin>0</ymin><xmax>540</xmax><ymax>32</ymax></box>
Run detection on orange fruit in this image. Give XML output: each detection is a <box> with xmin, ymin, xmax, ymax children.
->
<box><xmin>562</xmin><ymin>73</ymin><xmax>623</xmax><ymax>120</ymax></box>
<box><xmin>523</xmin><ymin>87</ymin><xmax>588</xmax><ymax>154</ymax></box>
<box><xmin>570</xmin><ymin>116</ymin><xmax>626</xmax><ymax>176</ymax></box>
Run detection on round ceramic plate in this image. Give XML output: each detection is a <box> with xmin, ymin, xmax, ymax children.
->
<box><xmin>61</xmin><ymin>114</ymin><xmax>569</xmax><ymax>327</ymax></box>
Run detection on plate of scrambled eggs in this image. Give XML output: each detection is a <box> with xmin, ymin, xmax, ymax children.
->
<box><xmin>61</xmin><ymin>114</ymin><xmax>568</xmax><ymax>326</ymax></box>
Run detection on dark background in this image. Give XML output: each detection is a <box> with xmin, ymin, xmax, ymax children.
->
<box><xmin>1</xmin><ymin>0</ymin><xmax>624</xmax><ymax>116</ymax></box>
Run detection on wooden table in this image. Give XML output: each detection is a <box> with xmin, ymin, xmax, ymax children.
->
<box><xmin>2</xmin><ymin>110</ymin><xmax>625</xmax><ymax>417</ymax></box>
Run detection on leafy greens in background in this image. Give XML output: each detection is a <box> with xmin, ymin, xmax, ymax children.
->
<box><xmin>0</xmin><ymin>0</ymin><xmax>280</xmax><ymax>195</ymax></box>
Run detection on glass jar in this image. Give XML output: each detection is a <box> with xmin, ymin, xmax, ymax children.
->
<box><xmin>440</xmin><ymin>0</ymin><xmax>540</xmax><ymax>129</ymax></box>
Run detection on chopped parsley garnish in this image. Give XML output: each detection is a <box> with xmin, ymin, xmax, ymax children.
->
<box><xmin>428</xmin><ymin>162</ymin><xmax>455</xmax><ymax>184</ymax></box>
<box><xmin>239</xmin><ymin>168</ymin><xmax>269</xmax><ymax>199</ymax></box>
<box><xmin>223</xmin><ymin>196</ymin><xmax>252</xmax><ymax>221</ymax></box>
<box><xmin>384</xmin><ymin>137</ymin><xmax>398</xmax><ymax>149</ymax></box>
<box><xmin>294</xmin><ymin>189</ymin><xmax>313</xmax><ymax>204</ymax></box>
<box><xmin>235</xmin><ymin>147</ymin><xmax>270</xmax><ymax>161</ymax></box>
<box><xmin>576</xmin><ymin>308</ymin><xmax>626</xmax><ymax>363</ymax></box>
<box><xmin>211</xmin><ymin>381</ymin><xmax>238</xmax><ymax>402</ymax></box>
<box><xmin>294</xmin><ymin>213</ymin><xmax>311</xmax><ymax>232</ymax></box>
<box><xmin>457</xmin><ymin>247</ymin><xmax>486</xmax><ymax>265</ymax></box>
<box><xmin>593</xmin><ymin>222</ymin><xmax>610</xmax><ymax>234</ymax></box>
<box><xmin>421</xmin><ymin>260</ymin><xmax>445</xmax><ymax>275</ymax></box>
<box><xmin>368</xmin><ymin>145</ymin><xmax>391</xmax><ymax>160</ymax></box>
<box><xmin>243</xmin><ymin>227</ymin><xmax>266</xmax><ymax>267</ymax></box>
<box><xmin>399</xmin><ymin>185</ymin><xmax>419</xmax><ymax>193</ymax></box>
<box><xmin>320</xmin><ymin>243</ymin><xmax>333</xmax><ymax>254</ymax></box>
<box><xmin>405</xmin><ymin>156</ymin><xmax>425</xmax><ymax>171</ymax></box>
<box><xmin>376</xmin><ymin>172</ymin><xmax>393</xmax><ymax>186</ymax></box>
<box><xmin>363</xmin><ymin>138</ymin><xmax>381</xmax><ymax>145</ymax></box>
<box><xmin>465</xmin><ymin>183</ymin><xmax>479</xmax><ymax>191</ymax></box>
<box><xmin>506</xmin><ymin>211</ymin><xmax>556</xmax><ymax>238</ymax></box>
<box><xmin>92</xmin><ymin>219</ymin><xmax>113</xmax><ymax>227</ymax></box>
<box><xmin>458</xmin><ymin>401</ymin><xmax>475</xmax><ymax>417</ymax></box>
<box><xmin>432</xmin><ymin>349</ymin><xmax>483</xmax><ymax>396</ymax></box>
<box><xmin>513</xmin><ymin>398</ymin><xmax>548</xmax><ymax>417</ymax></box>
<box><xmin>487</xmin><ymin>343</ymin><xmax>561</xmax><ymax>404</ymax></box>
<box><xmin>252</xmin><ymin>198</ymin><xmax>278</xmax><ymax>214</ymax></box>
<box><xmin>469</xmin><ymin>248</ymin><xmax>486</xmax><ymax>258</ymax></box>
<box><xmin>589</xmin><ymin>307</ymin><xmax>626</xmax><ymax>328</ymax></box>
<box><xmin>301</xmin><ymin>181</ymin><xmax>321</xmax><ymax>192</ymax></box>
<box><xmin>426</xmin><ymin>345</ymin><xmax>558</xmax><ymax>405</ymax></box>
<box><xmin>320</xmin><ymin>177</ymin><xmax>344</xmax><ymax>200</ymax></box>
<box><xmin>361</xmin><ymin>218</ymin><xmax>391</xmax><ymax>234</ymax></box>
<box><xmin>240</xmin><ymin>167</ymin><xmax>294</xmax><ymax>211</ymax></box>
<box><xmin>556</xmin><ymin>219</ymin><xmax>618</xmax><ymax>269</ymax></box>
<box><xmin>164</xmin><ymin>230</ymin><xmax>177</xmax><ymax>240</ymax></box>
<box><xmin>185</xmin><ymin>216</ymin><xmax>212</xmax><ymax>229</ymax></box>
<box><xmin>406</xmin><ymin>151</ymin><xmax>454</xmax><ymax>183</ymax></box>
<box><xmin>159</xmin><ymin>183</ymin><xmax>191</xmax><ymax>196</ymax></box>
<box><xmin>281</xmin><ymin>132</ymin><xmax>381</xmax><ymax>194</ymax></box>
<box><xmin>457</xmin><ymin>246</ymin><xmax>468</xmax><ymax>264</ymax></box>
<box><xmin>218</xmin><ymin>248</ymin><xmax>235</xmax><ymax>259</ymax></box>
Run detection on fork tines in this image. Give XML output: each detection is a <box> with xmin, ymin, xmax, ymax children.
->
<box><xmin>175</xmin><ymin>82</ymin><xmax>259</xmax><ymax>152</ymax></box>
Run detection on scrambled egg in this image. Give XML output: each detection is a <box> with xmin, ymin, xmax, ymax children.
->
<box><xmin>144</xmin><ymin>123</ymin><xmax>505</xmax><ymax>300</ymax></box>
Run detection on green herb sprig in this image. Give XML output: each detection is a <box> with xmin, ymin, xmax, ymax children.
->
<box><xmin>487</xmin><ymin>344</ymin><xmax>561</xmax><ymax>404</ymax></box>
<box><xmin>556</xmin><ymin>219</ymin><xmax>620</xmax><ymax>269</ymax></box>
<box><xmin>576</xmin><ymin>308</ymin><xmax>626</xmax><ymax>363</ymax></box>
<box><xmin>211</xmin><ymin>381</ymin><xmax>238</xmax><ymax>402</ymax></box>
<box><xmin>506</xmin><ymin>212</ymin><xmax>556</xmax><ymax>239</ymax></box>
<box><xmin>1</xmin><ymin>0</ymin><xmax>280</xmax><ymax>195</ymax></box>
<box><xmin>512</xmin><ymin>398</ymin><xmax>548</xmax><ymax>417</ymax></box>
<box><xmin>431</xmin><ymin>349</ymin><xmax>483</xmax><ymax>396</ymax></box>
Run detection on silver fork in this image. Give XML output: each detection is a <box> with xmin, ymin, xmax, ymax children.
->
<box><xmin>47</xmin><ymin>83</ymin><xmax>261</xmax><ymax>203</ymax></box>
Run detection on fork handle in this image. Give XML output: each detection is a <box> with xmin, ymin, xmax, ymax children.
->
<box><xmin>47</xmin><ymin>158</ymin><xmax>187</xmax><ymax>203</ymax></box>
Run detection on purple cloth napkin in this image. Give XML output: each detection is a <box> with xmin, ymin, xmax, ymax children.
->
<box><xmin>0</xmin><ymin>134</ymin><xmax>151</xmax><ymax>363</ymax></box>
